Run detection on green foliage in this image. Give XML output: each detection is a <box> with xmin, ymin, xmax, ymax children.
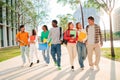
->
<box><xmin>0</xmin><ymin>47</ymin><xmax>20</xmax><ymax>62</ymax></box>
<box><xmin>102</xmin><ymin>48</ymin><xmax>120</xmax><ymax>61</ymax></box>
<box><xmin>57</xmin><ymin>14</ymin><xmax>76</xmax><ymax>32</ymax></box>
<box><xmin>57</xmin><ymin>0</ymin><xmax>80</xmax><ymax>9</ymax></box>
<box><xmin>114</xmin><ymin>31</ymin><xmax>120</xmax><ymax>37</ymax></box>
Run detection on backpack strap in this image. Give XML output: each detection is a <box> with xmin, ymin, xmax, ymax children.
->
<box><xmin>59</xmin><ymin>27</ymin><xmax>62</xmax><ymax>40</ymax></box>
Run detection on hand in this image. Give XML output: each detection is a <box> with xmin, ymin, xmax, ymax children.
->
<box><xmin>100</xmin><ymin>43</ymin><xmax>103</xmax><ymax>47</ymax></box>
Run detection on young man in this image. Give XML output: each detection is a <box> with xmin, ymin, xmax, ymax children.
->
<box><xmin>86</xmin><ymin>16</ymin><xmax>103</xmax><ymax>70</ymax></box>
<box><xmin>16</xmin><ymin>25</ymin><xmax>29</xmax><ymax>67</ymax></box>
<box><xmin>48</xmin><ymin>20</ymin><xmax>62</xmax><ymax>70</ymax></box>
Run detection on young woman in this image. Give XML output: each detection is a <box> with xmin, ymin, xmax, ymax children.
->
<box><xmin>64</xmin><ymin>22</ymin><xmax>78</xmax><ymax>70</ymax></box>
<box><xmin>76</xmin><ymin>22</ymin><xmax>87</xmax><ymax>70</ymax></box>
<box><xmin>41</xmin><ymin>25</ymin><xmax>50</xmax><ymax>65</ymax></box>
<box><xmin>29</xmin><ymin>29</ymin><xmax>39</xmax><ymax>67</ymax></box>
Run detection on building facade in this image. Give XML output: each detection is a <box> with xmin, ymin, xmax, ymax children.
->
<box><xmin>0</xmin><ymin>0</ymin><xmax>18</xmax><ymax>48</ymax></box>
<box><xmin>113</xmin><ymin>8</ymin><xmax>120</xmax><ymax>32</ymax></box>
<box><xmin>73</xmin><ymin>7</ymin><xmax>100</xmax><ymax>28</ymax></box>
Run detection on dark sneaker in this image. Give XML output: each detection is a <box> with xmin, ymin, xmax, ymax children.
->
<box><xmin>71</xmin><ymin>66</ymin><xmax>74</xmax><ymax>71</ymax></box>
<box><xmin>58</xmin><ymin>66</ymin><xmax>61</xmax><ymax>70</ymax></box>
<box><xmin>29</xmin><ymin>63</ymin><xmax>33</xmax><ymax>67</ymax></box>
<box><xmin>37</xmin><ymin>60</ymin><xmax>39</xmax><ymax>63</ymax></box>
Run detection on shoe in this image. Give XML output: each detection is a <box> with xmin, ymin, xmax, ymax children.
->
<box><xmin>37</xmin><ymin>60</ymin><xmax>39</xmax><ymax>63</ymax></box>
<box><xmin>21</xmin><ymin>63</ymin><xmax>25</xmax><ymax>67</ymax></box>
<box><xmin>54</xmin><ymin>62</ymin><xmax>57</xmax><ymax>66</ymax></box>
<box><xmin>58</xmin><ymin>67</ymin><xmax>61</xmax><ymax>70</ymax></box>
<box><xmin>90</xmin><ymin>66</ymin><xmax>94</xmax><ymax>70</ymax></box>
<box><xmin>95</xmin><ymin>65</ymin><xmax>100</xmax><ymax>70</ymax></box>
<box><xmin>71</xmin><ymin>66</ymin><xmax>74</xmax><ymax>71</ymax></box>
<box><xmin>81</xmin><ymin>67</ymin><xmax>84</xmax><ymax>70</ymax></box>
<box><xmin>29</xmin><ymin>63</ymin><xmax>33</xmax><ymax>67</ymax></box>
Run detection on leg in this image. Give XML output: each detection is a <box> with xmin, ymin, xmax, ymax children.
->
<box><xmin>51</xmin><ymin>44</ymin><xmax>57</xmax><ymax>64</ymax></box>
<box><xmin>56</xmin><ymin>44</ymin><xmax>61</xmax><ymax>67</ymax></box>
<box><xmin>87</xmin><ymin>44</ymin><xmax>94</xmax><ymax>66</ymax></box>
<box><xmin>67</xmin><ymin>43</ymin><xmax>73</xmax><ymax>66</ymax></box>
<box><xmin>42</xmin><ymin>50</ymin><xmax>46</xmax><ymax>62</ymax></box>
<box><xmin>34</xmin><ymin>45</ymin><xmax>39</xmax><ymax>60</ymax></box>
<box><xmin>20</xmin><ymin>46</ymin><xmax>26</xmax><ymax>63</ymax></box>
<box><xmin>77</xmin><ymin>42</ymin><xmax>84</xmax><ymax>68</ymax></box>
<box><xmin>94</xmin><ymin>43</ymin><xmax>101</xmax><ymax>66</ymax></box>
<box><xmin>46</xmin><ymin>47</ymin><xmax>50</xmax><ymax>64</ymax></box>
<box><xmin>29</xmin><ymin>45</ymin><xmax>34</xmax><ymax>63</ymax></box>
<box><xmin>82</xmin><ymin>43</ymin><xmax>87</xmax><ymax>60</ymax></box>
<box><xmin>25</xmin><ymin>46</ymin><xmax>30</xmax><ymax>63</ymax></box>
<box><xmin>73</xmin><ymin>43</ymin><xmax>77</xmax><ymax>65</ymax></box>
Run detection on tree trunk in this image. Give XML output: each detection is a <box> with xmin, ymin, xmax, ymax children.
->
<box><xmin>80</xmin><ymin>1</ymin><xmax>84</xmax><ymax>29</ymax></box>
<box><xmin>18</xmin><ymin>14</ymin><xmax>20</xmax><ymax>31</ymax></box>
<box><xmin>109</xmin><ymin>12</ymin><xmax>115</xmax><ymax>57</ymax></box>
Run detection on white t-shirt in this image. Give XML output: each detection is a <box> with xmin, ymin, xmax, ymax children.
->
<box><xmin>87</xmin><ymin>26</ymin><xmax>95</xmax><ymax>44</ymax></box>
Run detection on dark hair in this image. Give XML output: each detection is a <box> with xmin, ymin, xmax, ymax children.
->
<box><xmin>68</xmin><ymin>22</ymin><xmax>73</xmax><ymax>30</ymax></box>
<box><xmin>32</xmin><ymin>29</ymin><xmax>36</xmax><ymax>36</ymax></box>
<box><xmin>43</xmin><ymin>25</ymin><xmax>48</xmax><ymax>31</ymax></box>
<box><xmin>88</xmin><ymin>16</ymin><xmax>94</xmax><ymax>21</ymax></box>
<box><xmin>76</xmin><ymin>22</ymin><xmax>81</xmax><ymax>29</ymax></box>
<box><xmin>52</xmin><ymin>20</ymin><xmax>58</xmax><ymax>24</ymax></box>
<box><xmin>19</xmin><ymin>25</ymin><xmax>24</xmax><ymax>31</ymax></box>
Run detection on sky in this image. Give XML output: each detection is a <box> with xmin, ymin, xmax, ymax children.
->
<box><xmin>38</xmin><ymin>0</ymin><xmax>120</xmax><ymax>35</ymax></box>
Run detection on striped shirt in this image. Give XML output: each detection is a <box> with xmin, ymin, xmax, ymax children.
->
<box><xmin>86</xmin><ymin>24</ymin><xmax>103</xmax><ymax>45</ymax></box>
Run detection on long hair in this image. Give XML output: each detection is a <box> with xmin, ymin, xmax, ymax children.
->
<box><xmin>43</xmin><ymin>25</ymin><xmax>48</xmax><ymax>31</ymax></box>
<box><xmin>76</xmin><ymin>22</ymin><xmax>82</xmax><ymax>30</ymax></box>
<box><xmin>68</xmin><ymin>22</ymin><xmax>72</xmax><ymax>30</ymax></box>
<box><xmin>32</xmin><ymin>29</ymin><xmax>36</xmax><ymax>36</ymax></box>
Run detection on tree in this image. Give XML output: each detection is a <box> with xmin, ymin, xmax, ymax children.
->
<box><xmin>0</xmin><ymin>0</ymin><xmax>49</xmax><ymax>30</ymax></box>
<box><xmin>57</xmin><ymin>14</ymin><xmax>76</xmax><ymax>32</ymax></box>
<box><xmin>57</xmin><ymin>0</ymin><xmax>85</xmax><ymax>28</ymax></box>
<box><xmin>85</xmin><ymin>0</ymin><xmax>116</xmax><ymax>57</ymax></box>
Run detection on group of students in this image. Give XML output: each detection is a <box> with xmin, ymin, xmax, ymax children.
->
<box><xmin>16</xmin><ymin>16</ymin><xmax>103</xmax><ymax>71</ymax></box>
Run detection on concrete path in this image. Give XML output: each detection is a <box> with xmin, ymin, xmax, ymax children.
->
<box><xmin>0</xmin><ymin>46</ymin><xmax>120</xmax><ymax>80</ymax></box>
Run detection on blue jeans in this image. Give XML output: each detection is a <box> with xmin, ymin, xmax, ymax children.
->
<box><xmin>51</xmin><ymin>44</ymin><xmax>61</xmax><ymax>67</ymax></box>
<box><xmin>42</xmin><ymin>47</ymin><xmax>50</xmax><ymax>64</ymax></box>
<box><xmin>76</xmin><ymin>42</ymin><xmax>87</xmax><ymax>68</ymax></box>
<box><xmin>20</xmin><ymin>46</ymin><xmax>29</xmax><ymax>63</ymax></box>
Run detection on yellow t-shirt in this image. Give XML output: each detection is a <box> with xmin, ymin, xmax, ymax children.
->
<box><xmin>16</xmin><ymin>32</ymin><xmax>29</xmax><ymax>46</ymax></box>
<box><xmin>78</xmin><ymin>30</ymin><xmax>87</xmax><ymax>42</ymax></box>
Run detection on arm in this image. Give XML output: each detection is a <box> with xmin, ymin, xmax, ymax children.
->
<box><xmin>64</xmin><ymin>30</ymin><xmax>71</xmax><ymax>41</ymax></box>
<box><xmin>99</xmin><ymin>27</ymin><xmax>103</xmax><ymax>46</ymax></box>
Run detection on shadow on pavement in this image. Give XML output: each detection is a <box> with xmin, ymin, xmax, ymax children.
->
<box><xmin>110</xmin><ymin>57</ymin><xmax>116</xmax><ymax>80</ymax></box>
<box><xmin>79</xmin><ymin>69</ymin><xmax>99</xmax><ymax>80</ymax></box>
<box><xmin>1</xmin><ymin>64</ymin><xmax>48</xmax><ymax>80</ymax></box>
<box><xmin>28</xmin><ymin>67</ymin><xmax>57</xmax><ymax>80</ymax></box>
<box><xmin>0</xmin><ymin>66</ymin><xmax>22</xmax><ymax>76</ymax></box>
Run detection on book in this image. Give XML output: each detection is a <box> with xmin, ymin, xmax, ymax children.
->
<box><xmin>70</xmin><ymin>30</ymin><xmax>76</xmax><ymax>38</ymax></box>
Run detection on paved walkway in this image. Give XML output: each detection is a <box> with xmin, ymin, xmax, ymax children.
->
<box><xmin>0</xmin><ymin>46</ymin><xmax>120</xmax><ymax>80</ymax></box>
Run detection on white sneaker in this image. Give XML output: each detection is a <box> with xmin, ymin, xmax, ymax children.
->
<box><xmin>90</xmin><ymin>66</ymin><xmax>94</xmax><ymax>70</ymax></box>
<box><xmin>21</xmin><ymin>63</ymin><xmax>25</xmax><ymax>67</ymax></box>
<box><xmin>95</xmin><ymin>65</ymin><xmax>100</xmax><ymax>70</ymax></box>
<box><xmin>81</xmin><ymin>67</ymin><xmax>84</xmax><ymax>70</ymax></box>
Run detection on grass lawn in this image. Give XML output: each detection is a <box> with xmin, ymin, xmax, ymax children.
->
<box><xmin>0</xmin><ymin>46</ymin><xmax>20</xmax><ymax>62</ymax></box>
<box><xmin>101</xmin><ymin>47</ymin><xmax>120</xmax><ymax>61</ymax></box>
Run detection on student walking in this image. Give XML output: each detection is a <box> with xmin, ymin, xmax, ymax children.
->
<box><xmin>64</xmin><ymin>22</ymin><xmax>78</xmax><ymax>71</ymax></box>
<box><xmin>86</xmin><ymin>16</ymin><xmax>103</xmax><ymax>70</ymax></box>
<box><xmin>29</xmin><ymin>29</ymin><xmax>40</xmax><ymax>67</ymax></box>
<box><xmin>76</xmin><ymin>22</ymin><xmax>87</xmax><ymax>70</ymax></box>
<box><xmin>48</xmin><ymin>20</ymin><xmax>63</xmax><ymax>70</ymax></box>
<box><xmin>16</xmin><ymin>25</ymin><xmax>30</xmax><ymax>67</ymax></box>
<box><xmin>41</xmin><ymin>25</ymin><xmax>50</xmax><ymax>65</ymax></box>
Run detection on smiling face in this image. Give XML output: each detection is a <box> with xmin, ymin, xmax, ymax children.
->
<box><xmin>88</xmin><ymin>19</ymin><xmax>94</xmax><ymax>25</ymax></box>
<box><xmin>76</xmin><ymin>22</ymin><xmax>82</xmax><ymax>30</ymax></box>
<box><xmin>20</xmin><ymin>27</ymin><xmax>25</xmax><ymax>32</ymax></box>
<box><xmin>68</xmin><ymin>22</ymin><xmax>74</xmax><ymax>30</ymax></box>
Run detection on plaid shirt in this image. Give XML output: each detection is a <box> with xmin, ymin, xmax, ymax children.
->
<box><xmin>86</xmin><ymin>24</ymin><xmax>103</xmax><ymax>45</ymax></box>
